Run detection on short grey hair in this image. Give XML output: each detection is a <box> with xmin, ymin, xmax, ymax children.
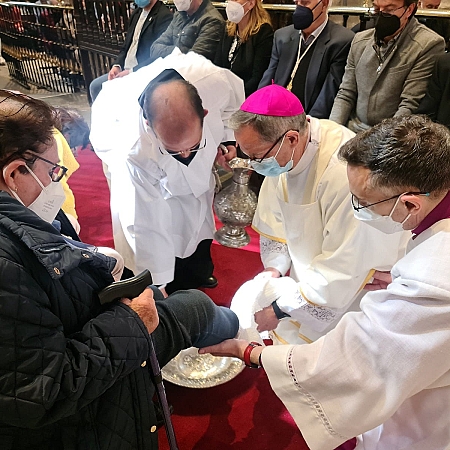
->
<box><xmin>229</xmin><ymin>110</ymin><xmax>308</xmax><ymax>143</ymax></box>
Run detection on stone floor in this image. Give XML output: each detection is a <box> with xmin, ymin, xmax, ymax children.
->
<box><xmin>0</xmin><ymin>65</ymin><xmax>91</xmax><ymax>123</ymax></box>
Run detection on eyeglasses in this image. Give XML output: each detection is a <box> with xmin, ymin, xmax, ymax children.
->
<box><xmin>240</xmin><ymin>132</ymin><xmax>292</xmax><ymax>163</ymax></box>
<box><xmin>351</xmin><ymin>191</ymin><xmax>429</xmax><ymax>212</ymax></box>
<box><xmin>370</xmin><ymin>4</ymin><xmax>407</xmax><ymax>16</ymax></box>
<box><xmin>158</xmin><ymin>138</ymin><xmax>207</xmax><ymax>157</ymax></box>
<box><xmin>25</xmin><ymin>153</ymin><xmax>68</xmax><ymax>182</ymax></box>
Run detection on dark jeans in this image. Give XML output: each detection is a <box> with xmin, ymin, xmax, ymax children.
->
<box><xmin>165</xmin><ymin>239</ymin><xmax>214</xmax><ymax>295</ymax></box>
<box><xmin>151</xmin><ymin>287</ymin><xmax>238</xmax><ymax>368</ymax></box>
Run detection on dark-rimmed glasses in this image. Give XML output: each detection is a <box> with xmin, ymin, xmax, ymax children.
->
<box><xmin>240</xmin><ymin>132</ymin><xmax>289</xmax><ymax>163</ymax></box>
<box><xmin>25</xmin><ymin>153</ymin><xmax>68</xmax><ymax>182</ymax></box>
<box><xmin>370</xmin><ymin>4</ymin><xmax>406</xmax><ymax>17</ymax></box>
<box><xmin>351</xmin><ymin>191</ymin><xmax>429</xmax><ymax>212</ymax></box>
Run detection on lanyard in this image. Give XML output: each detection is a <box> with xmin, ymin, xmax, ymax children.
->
<box><xmin>287</xmin><ymin>34</ymin><xmax>319</xmax><ymax>91</ymax></box>
<box><xmin>373</xmin><ymin>41</ymin><xmax>397</xmax><ymax>74</ymax></box>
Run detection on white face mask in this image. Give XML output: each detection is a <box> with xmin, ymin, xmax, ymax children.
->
<box><xmin>8</xmin><ymin>165</ymin><xmax>66</xmax><ymax>223</ymax></box>
<box><xmin>173</xmin><ymin>0</ymin><xmax>192</xmax><ymax>11</ymax></box>
<box><xmin>226</xmin><ymin>1</ymin><xmax>248</xmax><ymax>23</ymax></box>
<box><xmin>353</xmin><ymin>194</ymin><xmax>410</xmax><ymax>234</ymax></box>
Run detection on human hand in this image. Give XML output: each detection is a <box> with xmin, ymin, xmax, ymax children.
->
<box><xmin>364</xmin><ymin>270</ymin><xmax>392</xmax><ymax>291</ymax></box>
<box><xmin>120</xmin><ymin>287</ymin><xmax>159</xmax><ymax>334</ymax></box>
<box><xmin>215</xmin><ymin>144</ymin><xmax>237</xmax><ymax>171</ymax></box>
<box><xmin>116</xmin><ymin>69</ymin><xmax>130</xmax><ymax>78</ymax></box>
<box><xmin>108</xmin><ymin>66</ymin><xmax>121</xmax><ymax>80</ymax></box>
<box><xmin>159</xmin><ymin>286</ymin><xmax>168</xmax><ymax>298</ymax></box>
<box><xmin>254</xmin><ymin>305</ymin><xmax>279</xmax><ymax>332</ymax></box>
<box><xmin>262</xmin><ymin>267</ymin><xmax>282</xmax><ymax>278</ymax></box>
<box><xmin>198</xmin><ymin>338</ymin><xmax>249</xmax><ymax>359</ymax></box>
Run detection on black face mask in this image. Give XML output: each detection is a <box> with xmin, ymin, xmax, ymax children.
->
<box><xmin>374</xmin><ymin>9</ymin><xmax>405</xmax><ymax>43</ymax></box>
<box><xmin>292</xmin><ymin>0</ymin><xmax>323</xmax><ymax>31</ymax></box>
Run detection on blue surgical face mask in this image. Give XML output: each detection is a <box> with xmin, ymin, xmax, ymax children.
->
<box><xmin>250</xmin><ymin>134</ymin><xmax>295</xmax><ymax>177</ymax></box>
<box><xmin>352</xmin><ymin>194</ymin><xmax>410</xmax><ymax>234</ymax></box>
<box><xmin>135</xmin><ymin>0</ymin><xmax>150</xmax><ymax>8</ymax></box>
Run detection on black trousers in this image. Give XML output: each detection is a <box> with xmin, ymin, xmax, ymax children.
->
<box><xmin>165</xmin><ymin>239</ymin><xmax>214</xmax><ymax>295</ymax></box>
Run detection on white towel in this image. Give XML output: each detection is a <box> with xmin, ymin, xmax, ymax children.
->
<box><xmin>230</xmin><ymin>274</ymin><xmax>299</xmax><ymax>344</ymax></box>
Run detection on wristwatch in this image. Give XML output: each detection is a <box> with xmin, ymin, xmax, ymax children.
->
<box><xmin>271</xmin><ymin>300</ymin><xmax>290</xmax><ymax>320</ymax></box>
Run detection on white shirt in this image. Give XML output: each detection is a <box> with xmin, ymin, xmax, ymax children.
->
<box><xmin>124</xmin><ymin>9</ymin><xmax>150</xmax><ymax>70</ymax></box>
<box><xmin>301</xmin><ymin>16</ymin><xmax>328</xmax><ymax>47</ymax></box>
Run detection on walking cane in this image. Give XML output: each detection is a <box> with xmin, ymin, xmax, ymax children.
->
<box><xmin>98</xmin><ymin>270</ymin><xmax>179</xmax><ymax>450</ymax></box>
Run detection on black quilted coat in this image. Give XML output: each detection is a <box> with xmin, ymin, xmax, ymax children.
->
<box><xmin>0</xmin><ymin>193</ymin><xmax>158</xmax><ymax>450</ymax></box>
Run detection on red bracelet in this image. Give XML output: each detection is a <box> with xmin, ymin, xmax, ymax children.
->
<box><xmin>243</xmin><ymin>341</ymin><xmax>262</xmax><ymax>368</ymax></box>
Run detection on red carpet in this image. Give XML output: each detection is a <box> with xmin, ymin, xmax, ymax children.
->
<box><xmin>69</xmin><ymin>148</ymin><xmax>356</xmax><ymax>450</ymax></box>
<box><xmin>69</xmin><ymin>148</ymin><xmax>114</xmax><ymax>248</ymax></box>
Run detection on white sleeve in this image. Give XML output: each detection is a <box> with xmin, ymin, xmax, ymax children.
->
<box><xmin>263</xmin><ymin>274</ymin><xmax>450</xmax><ymax>450</ymax></box>
<box><xmin>191</xmin><ymin>67</ymin><xmax>245</xmax><ymax>144</ymax></box>
<box><xmin>253</xmin><ymin>276</ymin><xmax>340</xmax><ymax>332</ymax></box>
<box><xmin>260</xmin><ymin>235</ymin><xmax>291</xmax><ymax>276</ymax></box>
<box><xmin>276</xmin><ymin>289</ymin><xmax>341</xmax><ymax>333</ymax></box>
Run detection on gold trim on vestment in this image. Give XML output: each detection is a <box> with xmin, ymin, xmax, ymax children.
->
<box><xmin>358</xmin><ymin>269</ymin><xmax>376</xmax><ymax>292</ymax></box>
<box><xmin>272</xmin><ymin>326</ymin><xmax>313</xmax><ymax>345</ymax></box>
<box><xmin>251</xmin><ymin>225</ymin><xmax>287</xmax><ymax>244</ymax></box>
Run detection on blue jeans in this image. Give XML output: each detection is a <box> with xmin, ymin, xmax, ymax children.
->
<box><xmin>89</xmin><ymin>73</ymin><xmax>109</xmax><ymax>102</ymax></box>
<box><xmin>150</xmin><ymin>287</ymin><xmax>239</xmax><ymax>368</ymax></box>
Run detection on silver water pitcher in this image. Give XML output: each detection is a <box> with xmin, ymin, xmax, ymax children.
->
<box><xmin>213</xmin><ymin>158</ymin><xmax>257</xmax><ymax>248</ymax></box>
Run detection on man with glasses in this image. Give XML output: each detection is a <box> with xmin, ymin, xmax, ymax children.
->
<box><xmin>201</xmin><ymin>113</ymin><xmax>450</xmax><ymax>450</ymax></box>
<box><xmin>91</xmin><ymin>50</ymin><xmax>244</xmax><ymax>294</ymax></box>
<box><xmin>228</xmin><ymin>84</ymin><xmax>405</xmax><ymax>345</ymax></box>
<box><xmin>329</xmin><ymin>0</ymin><xmax>445</xmax><ymax>133</ymax></box>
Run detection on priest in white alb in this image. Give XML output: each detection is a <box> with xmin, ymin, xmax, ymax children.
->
<box><xmin>228</xmin><ymin>85</ymin><xmax>406</xmax><ymax>345</ymax></box>
<box><xmin>200</xmin><ymin>114</ymin><xmax>450</xmax><ymax>449</ymax></box>
<box><xmin>90</xmin><ymin>49</ymin><xmax>244</xmax><ymax>293</ymax></box>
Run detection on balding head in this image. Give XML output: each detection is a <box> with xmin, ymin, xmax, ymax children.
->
<box><xmin>142</xmin><ymin>79</ymin><xmax>206</xmax><ymax>156</ymax></box>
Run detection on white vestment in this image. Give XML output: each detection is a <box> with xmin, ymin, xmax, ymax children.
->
<box><xmin>233</xmin><ymin>118</ymin><xmax>406</xmax><ymax>344</ymax></box>
<box><xmin>262</xmin><ymin>219</ymin><xmax>450</xmax><ymax>450</ymax></box>
<box><xmin>90</xmin><ymin>49</ymin><xmax>245</xmax><ymax>284</ymax></box>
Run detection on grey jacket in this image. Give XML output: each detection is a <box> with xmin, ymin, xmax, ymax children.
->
<box><xmin>329</xmin><ymin>18</ymin><xmax>445</xmax><ymax>131</ymax></box>
<box><xmin>149</xmin><ymin>0</ymin><xmax>224</xmax><ymax>63</ymax></box>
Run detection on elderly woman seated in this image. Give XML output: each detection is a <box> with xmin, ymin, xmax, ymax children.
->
<box><xmin>0</xmin><ymin>90</ymin><xmax>238</xmax><ymax>450</ymax></box>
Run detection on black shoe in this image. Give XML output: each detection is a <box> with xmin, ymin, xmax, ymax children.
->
<box><xmin>200</xmin><ymin>275</ymin><xmax>218</xmax><ymax>288</ymax></box>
